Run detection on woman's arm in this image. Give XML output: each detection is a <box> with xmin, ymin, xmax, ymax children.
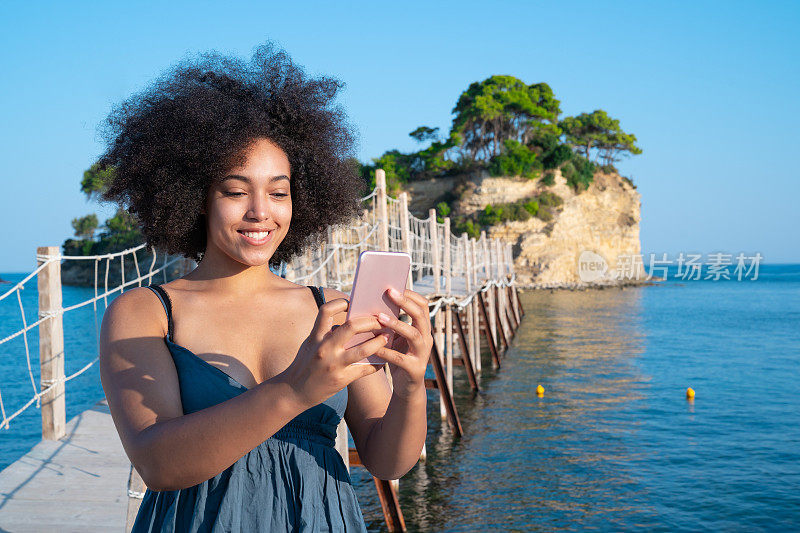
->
<box><xmin>345</xmin><ymin>366</ymin><xmax>427</xmax><ymax>480</ymax></box>
<box><xmin>326</xmin><ymin>288</ymin><xmax>431</xmax><ymax>480</ymax></box>
<box><xmin>100</xmin><ymin>287</ymin><xmax>383</xmax><ymax>491</ymax></box>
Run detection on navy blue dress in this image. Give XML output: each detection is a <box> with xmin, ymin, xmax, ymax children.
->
<box><xmin>131</xmin><ymin>284</ymin><xmax>367</xmax><ymax>532</ymax></box>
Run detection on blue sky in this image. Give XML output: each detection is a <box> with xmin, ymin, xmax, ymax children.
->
<box><xmin>1</xmin><ymin>0</ymin><xmax>798</xmax><ymax>272</ymax></box>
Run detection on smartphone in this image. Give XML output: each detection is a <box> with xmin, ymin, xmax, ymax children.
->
<box><xmin>345</xmin><ymin>251</ymin><xmax>412</xmax><ymax>366</ymax></box>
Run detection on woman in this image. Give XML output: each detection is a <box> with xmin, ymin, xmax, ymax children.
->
<box><xmin>97</xmin><ymin>43</ymin><xmax>432</xmax><ymax>532</ymax></box>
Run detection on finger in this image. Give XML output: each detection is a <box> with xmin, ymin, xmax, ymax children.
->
<box><xmin>341</xmin><ymin>332</ymin><xmax>390</xmax><ymax>365</ymax></box>
<box><xmin>376</xmin><ymin>312</ymin><xmax>424</xmax><ymax>350</ymax></box>
<box><xmin>310</xmin><ymin>298</ymin><xmax>349</xmax><ymax>342</ymax></box>
<box><xmin>386</xmin><ymin>288</ymin><xmax>431</xmax><ymax>334</ymax></box>
<box><xmin>329</xmin><ymin>315</ymin><xmax>383</xmax><ymax>347</ymax></box>
<box><xmin>344</xmin><ymin>360</ymin><xmax>382</xmax><ymax>383</ymax></box>
<box><xmin>371</xmin><ymin>346</ymin><xmax>409</xmax><ymax>368</ymax></box>
<box><xmin>402</xmin><ymin>289</ymin><xmax>429</xmax><ymax>308</ymax></box>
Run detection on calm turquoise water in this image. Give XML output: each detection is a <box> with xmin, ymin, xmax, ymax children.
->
<box><xmin>2</xmin><ymin>266</ymin><xmax>799</xmax><ymax>530</ymax></box>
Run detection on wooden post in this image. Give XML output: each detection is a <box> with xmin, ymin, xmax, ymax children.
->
<box><xmin>434</xmin><ymin>309</ymin><xmax>446</xmax><ymax>421</ymax></box>
<box><xmin>507</xmin><ymin>243</ymin><xmax>522</xmax><ymax>320</ymax></box>
<box><xmin>495</xmin><ymin>239</ymin><xmax>511</xmax><ymax>343</ymax></box>
<box><xmin>502</xmin><ymin>243</ymin><xmax>519</xmax><ymax>336</ymax></box>
<box><xmin>482</xmin><ymin>232</ymin><xmax>497</xmax><ymax>347</ymax></box>
<box><xmin>376</xmin><ymin>169</ymin><xmax>390</xmax><ymax>251</ymax></box>
<box><xmin>304</xmin><ymin>248</ymin><xmax>314</xmax><ymax>283</ymax></box>
<box><xmin>500</xmin><ymin>243</ymin><xmax>519</xmax><ymax>333</ymax></box>
<box><xmin>481</xmin><ymin>231</ymin><xmax>491</xmax><ymax>280</ymax></box>
<box><xmin>477</xmin><ymin>291</ymin><xmax>502</xmax><ymax>369</ymax></box>
<box><xmin>318</xmin><ymin>243</ymin><xmax>328</xmax><ymax>288</ymax></box>
<box><xmin>426</xmin><ymin>341</ymin><xmax>464</xmax><ymax>437</ymax></box>
<box><xmin>357</xmin><ymin>224</ymin><xmax>368</xmax><ymax>258</ymax></box>
<box><xmin>462</xmin><ymin>233</ymin><xmax>475</xmax><ymax>371</ymax></box>
<box><xmin>453</xmin><ymin>310</ymin><xmax>479</xmax><ymax>392</ymax></box>
<box><xmin>492</xmin><ymin>279</ymin><xmax>510</xmax><ymax>353</ymax></box>
<box><xmin>409</xmin><ymin>209</ymin><xmax>422</xmax><ymax>466</ymax></box>
<box><xmin>347</xmin><ymin>450</ymin><xmax>406</xmax><ymax>531</ymax></box>
<box><xmin>429</xmin><ymin>209</ymin><xmax>440</xmax><ymax>294</ymax></box>
<box><xmin>443</xmin><ymin>218</ymin><xmax>453</xmax><ymax>398</ymax></box>
<box><xmin>444</xmin><ymin>218</ymin><xmax>452</xmax><ymax>296</ymax></box>
<box><xmin>399</xmin><ymin>192</ymin><xmax>413</xmax><ymax>290</ymax></box>
<box><xmin>37</xmin><ymin>246</ymin><xmax>65</xmax><ymax>440</ymax></box>
<box><xmin>327</xmin><ymin>226</ymin><xmax>340</xmax><ymax>290</ymax></box>
<box><xmin>503</xmin><ymin>243</ymin><xmax>520</xmax><ymax>326</ymax></box>
<box><xmin>429</xmin><ymin>210</ymin><xmax>445</xmax><ymax>418</ymax></box>
<box><xmin>470</xmin><ymin>237</ymin><xmax>481</xmax><ymax>373</ymax></box>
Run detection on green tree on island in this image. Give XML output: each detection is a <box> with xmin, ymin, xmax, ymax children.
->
<box><xmin>356</xmin><ymin>74</ymin><xmax>642</xmax><ymax>238</ymax></box>
<box><xmin>559</xmin><ymin>110</ymin><xmax>642</xmax><ymax>166</ymax></box>
<box><xmin>450</xmin><ymin>76</ymin><xmax>561</xmax><ymax>161</ymax></box>
<box><xmin>80</xmin><ymin>162</ymin><xmax>116</xmax><ymax>202</ymax></box>
<box><xmin>359</xmin><ymin>74</ymin><xmax>641</xmax><ymax>198</ymax></box>
<box><xmin>71</xmin><ymin>213</ymin><xmax>98</xmax><ymax>239</ymax></box>
<box><xmin>63</xmin><ymin>164</ymin><xmax>144</xmax><ymax>259</ymax></box>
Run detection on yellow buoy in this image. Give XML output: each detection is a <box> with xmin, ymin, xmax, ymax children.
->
<box><xmin>686</xmin><ymin>387</ymin><xmax>695</xmax><ymax>399</ymax></box>
<box><xmin>536</xmin><ymin>384</ymin><xmax>545</xmax><ymax>396</ymax></box>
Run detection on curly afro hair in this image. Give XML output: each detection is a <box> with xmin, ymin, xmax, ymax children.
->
<box><xmin>98</xmin><ymin>42</ymin><xmax>366</xmax><ymax>267</ymax></box>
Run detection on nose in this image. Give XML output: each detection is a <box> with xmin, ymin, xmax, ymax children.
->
<box><xmin>245</xmin><ymin>194</ymin><xmax>271</xmax><ymax>221</ymax></box>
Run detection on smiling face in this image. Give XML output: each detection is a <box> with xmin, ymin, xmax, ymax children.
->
<box><xmin>203</xmin><ymin>138</ymin><xmax>292</xmax><ymax>267</ymax></box>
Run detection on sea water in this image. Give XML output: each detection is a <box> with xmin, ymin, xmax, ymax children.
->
<box><xmin>2</xmin><ymin>266</ymin><xmax>799</xmax><ymax>530</ymax></box>
<box><xmin>353</xmin><ymin>264</ymin><xmax>800</xmax><ymax>531</ymax></box>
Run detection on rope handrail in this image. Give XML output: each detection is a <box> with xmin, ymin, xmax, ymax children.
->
<box><xmin>35</xmin><ymin>243</ymin><xmax>150</xmax><ymax>262</ymax></box>
<box><xmin>1</xmin><ymin>180</ymin><xmax>519</xmax><ymax>433</ymax></box>
<box><xmin>0</xmin><ymin>245</ymin><xmax>183</xmax><ymax>430</ymax></box>
<box><xmin>0</xmin><ymin>255</ymin><xmax>183</xmax><ymax>348</ymax></box>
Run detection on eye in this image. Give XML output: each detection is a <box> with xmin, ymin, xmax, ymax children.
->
<box><xmin>223</xmin><ymin>191</ymin><xmax>245</xmax><ymax>197</ymax></box>
<box><xmin>272</xmin><ymin>192</ymin><xmax>289</xmax><ymax>198</ymax></box>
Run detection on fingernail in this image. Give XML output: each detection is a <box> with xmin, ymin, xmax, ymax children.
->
<box><xmin>381</xmin><ymin>333</ymin><xmax>390</xmax><ymax>343</ymax></box>
<box><xmin>389</xmin><ymin>287</ymin><xmax>401</xmax><ymax>297</ymax></box>
<box><xmin>378</xmin><ymin>312</ymin><xmax>391</xmax><ymax>324</ymax></box>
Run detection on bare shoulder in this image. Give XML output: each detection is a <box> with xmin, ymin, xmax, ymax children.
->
<box><xmin>98</xmin><ymin>285</ymin><xmax>183</xmax><ymax>471</ymax></box>
<box><xmin>101</xmin><ymin>286</ymin><xmax>167</xmax><ymax>341</ymax></box>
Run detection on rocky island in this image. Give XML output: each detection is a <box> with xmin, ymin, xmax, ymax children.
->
<box><xmin>63</xmin><ymin>74</ymin><xmax>647</xmax><ymax>290</ymax></box>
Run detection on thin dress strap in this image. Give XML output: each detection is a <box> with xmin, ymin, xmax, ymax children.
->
<box><xmin>307</xmin><ymin>285</ymin><xmax>326</xmax><ymax>308</ymax></box>
<box><xmin>145</xmin><ymin>285</ymin><xmax>174</xmax><ymax>340</ymax></box>
<box><xmin>147</xmin><ymin>285</ymin><xmax>322</xmax><ymax>338</ymax></box>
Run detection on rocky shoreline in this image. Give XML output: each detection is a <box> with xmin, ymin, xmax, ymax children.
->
<box><xmin>406</xmin><ymin>169</ymin><xmax>645</xmax><ymax>288</ymax></box>
<box><xmin>519</xmin><ymin>277</ymin><xmax>664</xmax><ymax>291</ymax></box>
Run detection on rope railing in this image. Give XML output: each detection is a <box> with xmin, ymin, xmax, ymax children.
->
<box><xmin>1</xmin><ymin>168</ymin><xmax>519</xmax><ymax>439</ymax></box>
<box><xmin>0</xmin><ymin>244</ymin><xmax>188</xmax><ymax>431</ymax></box>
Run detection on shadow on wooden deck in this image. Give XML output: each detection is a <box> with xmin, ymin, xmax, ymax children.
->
<box><xmin>0</xmin><ymin>399</ymin><xmax>130</xmax><ymax>532</ymax></box>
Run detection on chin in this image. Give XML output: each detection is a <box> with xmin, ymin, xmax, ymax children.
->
<box><xmin>236</xmin><ymin>251</ymin><xmax>276</xmax><ymax>267</ymax></box>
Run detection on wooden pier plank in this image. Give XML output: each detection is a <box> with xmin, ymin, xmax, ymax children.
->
<box><xmin>0</xmin><ymin>400</ymin><xmax>131</xmax><ymax>532</ymax></box>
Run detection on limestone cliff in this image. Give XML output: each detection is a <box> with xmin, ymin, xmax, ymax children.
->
<box><xmin>406</xmin><ymin>169</ymin><xmax>648</xmax><ymax>289</ymax></box>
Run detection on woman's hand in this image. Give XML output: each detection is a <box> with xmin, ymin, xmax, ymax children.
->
<box><xmin>279</xmin><ymin>298</ymin><xmax>388</xmax><ymax>410</ymax></box>
<box><xmin>373</xmin><ymin>288</ymin><xmax>434</xmax><ymax>398</ymax></box>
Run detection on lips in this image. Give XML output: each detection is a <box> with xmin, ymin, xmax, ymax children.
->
<box><xmin>237</xmin><ymin>229</ymin><xmax>273</xmax><ymax>245</ymax></box>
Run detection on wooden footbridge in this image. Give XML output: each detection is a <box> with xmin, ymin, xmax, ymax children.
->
<box><xmin>0</xmin><ymin>170</ymin><xmax>524</xmax><ymax>532</ymax></box>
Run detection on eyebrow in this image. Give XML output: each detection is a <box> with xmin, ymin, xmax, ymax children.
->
<box><xmin>221</xmin><ymin>174</ymin><xmax>290</xmax><ymax>184</ymax></box>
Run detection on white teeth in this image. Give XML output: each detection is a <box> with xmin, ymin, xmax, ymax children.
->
<box><xmin>242</xmin><ymin>231</ymin><xmax>270</xmax><ymax>239</ymax></box>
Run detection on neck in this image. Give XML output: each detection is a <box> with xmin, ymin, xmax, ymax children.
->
<box><xmin>184</xmin><ymin>244</ymin><xmax>283</xmax><ymax>294</ymax></box>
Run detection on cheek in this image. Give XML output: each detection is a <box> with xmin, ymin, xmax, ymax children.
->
<box><xmin>276</xmin><ymin>202</ymin><xmax>292</xmax><ymax>225</ymax></box>
<box><xmin>208</xmin><ymin>203</ymin><xmax>241</xmax><ymax>234</ymax></box>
